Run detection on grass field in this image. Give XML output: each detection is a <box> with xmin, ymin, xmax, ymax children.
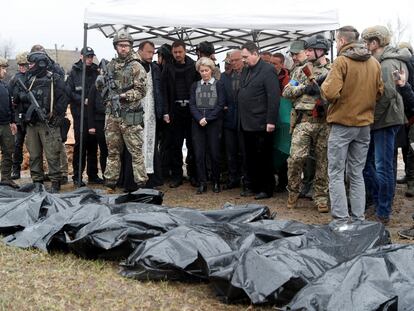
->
<box><xmin>1</xmin><ymin>177</ymin><xmax>413</xmax><ymax>311</ymax></box>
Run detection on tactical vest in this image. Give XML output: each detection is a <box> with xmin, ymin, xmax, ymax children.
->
<box><xmin>110</xmin><ymin>59</ymin><xmax>135</xmax><ymax>94</ymax></box>
<box><xmin>195</xmin><ymin>81</ymin><xmax>217</xmax><ymax>109</ymax></box>
<box><xmin>27</xmin><ymin>75</ymin><xmax>53</xmax><ymax>114</ymax></box>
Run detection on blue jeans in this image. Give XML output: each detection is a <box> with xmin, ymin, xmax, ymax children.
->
<box><xmin>363</xmin><ymin>125</ymin><xmax>400</xmax><ymax>218</ymax></box>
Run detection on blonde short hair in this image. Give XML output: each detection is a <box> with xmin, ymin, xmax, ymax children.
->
<box><xmin>195</xmin><ymin>57</ymin><xmax>215</xmax><ymax>72</ymax></box>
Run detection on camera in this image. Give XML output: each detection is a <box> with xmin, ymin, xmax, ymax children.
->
<box><xmin>392</xmin><ymin>70</ymin><xmax>401</xmax><ymax>81</ymax></box>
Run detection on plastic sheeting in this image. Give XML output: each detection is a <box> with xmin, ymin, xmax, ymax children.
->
<box><xmin>120</xmin><ymin>221</ymin><xmax>392</xmax><ymax>306</ymax></box>
<box><xmin>2</xmin><ymin>185</ymin><xmax>414</xmax><ymax>309</ymax></box>
<box><xmin>1</xmin><ymin>185</ymin><xmax>270</xmax><ymax>259</ymax></box>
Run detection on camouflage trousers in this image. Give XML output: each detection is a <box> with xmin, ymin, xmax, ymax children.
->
<box><xmin>0</xmin><ymin>124</ymin><xmax>14</xmax><ymax>181</ymax></box>
<box><xmin>287</xmin><ymin>121</ymin><xmax>329</xmax><ymax>205</ymax></box>
<box><xmin>26</xmin><ymin>123</ymin><xmax>62</xmax><ymax>182</ymax></box>
<box><xmin>104</xmin><ymin>115</ymin><xmax>147</xmax><ymax>184</ymax></box>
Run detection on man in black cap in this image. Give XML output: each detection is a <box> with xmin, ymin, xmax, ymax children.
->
<box><xmin>66</xmin><ymin>46</ymin><xmax>102</xmax><ymax>187</ymax></box>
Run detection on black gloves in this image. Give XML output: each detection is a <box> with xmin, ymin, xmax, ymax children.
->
<box><xmin>303</xmin><ymin>83</ymin><xmax>320</xmax><ymax>96</ymax></box>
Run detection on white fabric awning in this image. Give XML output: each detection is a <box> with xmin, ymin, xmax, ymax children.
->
<box><xmin>84</xmin><ymin>0</ymin><xmax>340</xmax><ymax>53</ymax></box>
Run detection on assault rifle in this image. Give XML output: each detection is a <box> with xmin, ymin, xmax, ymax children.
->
<box><xmin>17</xmin><ymin>78</ymin><xmax>50</xmax><ymax>128</ymax></box>
<box><xmin>99</xmin><ymin>59</ymin><xmax>122</xmax><ymax>117</ymax></box>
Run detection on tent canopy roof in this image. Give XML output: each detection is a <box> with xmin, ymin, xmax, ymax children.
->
<box><xmin>85</xmin><ymin>0</ymin><xmax>340</xmax><ymax>53</ymax></box>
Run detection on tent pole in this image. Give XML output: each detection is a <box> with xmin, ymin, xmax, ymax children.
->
<box><xmin>78</xmin><ymin>23</ymin><xmax>88</xmax><ymax>186</ymax></box>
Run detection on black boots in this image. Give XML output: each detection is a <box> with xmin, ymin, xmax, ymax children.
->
<box><xmin>49</xmin><ymin>181</ymin><xmax>61</xmax><ymax>193</ymax></box>
<box><xmin>11</xmin><ymin>166</ymin><xmax>21</xmax><ymax>180</ymax></box>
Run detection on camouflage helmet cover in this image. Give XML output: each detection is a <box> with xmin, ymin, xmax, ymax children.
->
<box><xmin>113</xmin><ymin>29</ymin><xmax>134</xmax><ymax>47</ymax></box>
<box><xmin>305</xmin><ymin>34</ymin><xmax>331</xmax><ymax>51</ymax></box>
<box><xmin>361</xmin><ymin>25</ymin><xmax>391</xmax><ymax>46</ymax></box>
<box><xmin>16</xmin><ymin>52</ymin><xmax>29</xmax><ymax>65</ymax></box>
<box><xmin>0</xmin><ymin>56</ymin><xmax>8</xmax><ymax>67</ymax></box>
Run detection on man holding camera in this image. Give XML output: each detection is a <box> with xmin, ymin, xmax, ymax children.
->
<box><xmin>282</xmin><ymin>35</ymin><xmax>331</xmax><ymax>212</ymax></box>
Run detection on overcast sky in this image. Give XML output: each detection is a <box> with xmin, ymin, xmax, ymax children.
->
<box><xmin>1</xmin><ymin>0</ymin><xmax>413</xmax><ymax>61</ymax></box>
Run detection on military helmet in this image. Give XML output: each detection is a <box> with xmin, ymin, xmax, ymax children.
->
<box><xmin>196</xmin><ymin>41</ymin><xmax>215</xmax><ymax>56</ymax></box>
<box><xmin>305</xmin><ymin>35</ymin><xmax>331</xmax><ymax>51</ymax></box>
<box><xmin>0</xmin><ymin>56</ymin><xmax>8</xmax><ymax>68</ymax></box>
<box><xmin>27</xmin><ymin>51</ymin><xmax>51</xmax><ymax>77</ymax></box>
<box><xmin>361</xmin><ymin>25</ymin><xmax>391</xmax><ymax>47</ymax></box>
<box><xmin>113</xmin><ymin>29</ymin><xmax>134</xmax><ymax>48</ymax></box>
<box><xmin>16</xmin><ymin>52</ymin><xmax>29</xmax><ymax>65</ymax></box>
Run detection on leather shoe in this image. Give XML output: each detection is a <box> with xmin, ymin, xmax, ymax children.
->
<box><xmin>169</xmin><ymin>180</ymin><xmax>183</xmax><ymax>188</ymax></box>
<box><xmin>223</xmin><ymin>180</ymin><xmax>240</xmax><ymax>190</ymax></box>
<box><xmin>189</xmin><ymin>177</ymin><xmax>200</xmax><ymax>187</ymax></box>
<box><xmin>212</xmin><ymin>183</ymin><xmax>221</xmax><ymax>193</ymax></box>
<box><xmin>240</xmin><ymin>188</ymin><xmax>255</xmax><ymax>197</ymax></box>
<box><xmin>73</xmin><ymin>179</ymin><xmax>86</xmax><ymax>187</ymax></box>
<box><xmin>254</xmin><ymin>192</ymin><xmax>271</xmax><ymax>200</ymax></box>
<box><xmin>88</xmin><ymin>176</ymin><xmax>104</xmax><ymax>184</ymax></box>
<box><xmin>196</xmin><ymin>184</ymin><xmax>207</xmax><ymax>194</ymax></box>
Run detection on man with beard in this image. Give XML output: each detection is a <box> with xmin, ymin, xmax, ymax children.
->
<box><xmin>162</xmin><ymin>40</ymin><xmax>199</xmax><ymax>188</ymax></box>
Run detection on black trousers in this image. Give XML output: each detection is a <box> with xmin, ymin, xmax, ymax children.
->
<box><xmin>12</xmin><ymin>124</ymin><xmax>26</xmax><ymax>168</ymax></box>
<box><xmin>72</xmin><ymin>117</ymin><xmax>98</xmax><ymax>180</ymax></box>
<box><xmin>242</xmin><ymin>129</ymin><xmax>275</xmax><ymax>196</ymax></box>
<box><xmin>192</xmin><ymin>119</ymin><xmax>222</xmax><ymax>183</ymax></box>
<box><xmin>223</xmin><ymin>128</ymin><xmax>242</xmax><ymax>184</ymax></box>
<box><xmin>170</xmin><ymin>108</ymin><xmax>196</xmax><ymax>182</ymax></box>
<box><xmin>118</xmin><ymin>123</ymin><xmax>163</xmax><ymax>190</ymax></box>
<box><xmin>93</xmin><ymin>119</ymin><xmax>108</xmax><ymax>176</ymax></box>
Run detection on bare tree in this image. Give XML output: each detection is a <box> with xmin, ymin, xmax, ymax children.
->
<box><xmin>386</xmin><ymin>16</ymin><xmax>412</xmax><ymax>46</ymax></box>
<box><xmin>0</xmin><ymin>36</ymin><xmax>15</xmax><ymax>58</ymax></box>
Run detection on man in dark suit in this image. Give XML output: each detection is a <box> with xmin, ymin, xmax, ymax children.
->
<box><xmin>238</xmin><ymin>41</ymin><xmax>280</xmax><ymax>199</ymax></box>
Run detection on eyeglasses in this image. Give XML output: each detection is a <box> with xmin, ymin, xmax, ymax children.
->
<box><xmin>117</xmin><ymin>43</ymin><xmax>131</xmax><ymax>48</ymax></box>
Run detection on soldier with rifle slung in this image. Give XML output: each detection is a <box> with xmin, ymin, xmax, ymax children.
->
<box><xmin>15</xmin><ymin>51</ymin><xmax>69</xmax><ymax>193</ymax></box>
<box><xmin>96</xmin><ymin>30</ymin><xmax>148</xmax><ymax>191</ymax></box>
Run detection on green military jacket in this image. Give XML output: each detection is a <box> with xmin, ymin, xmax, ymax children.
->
<box><xmin>282</xmin><ymin>58</ymin><xmax>331</xmax><ymax>111</ymax></box>
<box><xmin>107</xmin><ymin>52</ymin><xmax>147</xmax><ymax>111</ymax></box>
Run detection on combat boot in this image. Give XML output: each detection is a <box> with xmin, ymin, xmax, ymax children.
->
<box><xmin>405</xmin><ymin>181</ymin><xmax>414</xmax><ymax>198</ymax></box>
<box><xmin>49</xmin><ymin>181</ymin><xmax>61</xmax><ymax>194</ymax></box>
<box><xmin>316</xmin><ymin>202</ymin><xmax>329</xmax><ymax>213</ymax></box>
<box><xmin>104</xmin><ymin>180</ymin><xmax>117</xmax><ymax>194</ymax></box>
<box><xmin>11</xmin><ymin>166</ymin><xmax>21</xmax><ymax>180</ymax></box>
<box><xmin>0</xmin><ymin>179</ymin><xmax>19</xmax><ymax>189</ymax></box>
<box><xmin>287</xmin><ymin>192</ymin><xmax>300</xmax><ymax>209</ymax></box>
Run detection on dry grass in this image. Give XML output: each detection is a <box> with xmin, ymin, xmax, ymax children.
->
<box><xmin>1</xmin><ymin>177</ymin><xmax>413</xmax><ymax>310</ymax></box>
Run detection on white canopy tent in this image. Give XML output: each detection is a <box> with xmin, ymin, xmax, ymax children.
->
<box><xmin>74</xmin><ymin>0</ymin><xmax>340</xmax><ymax>184</ymax></box>
<box><xmin>84</xmin><ymin>0</ymin><xmax>340</xmax><ymax>54</ymax></box>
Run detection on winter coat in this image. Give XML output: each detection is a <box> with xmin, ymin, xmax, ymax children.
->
<box><xmin>321</xmin><ymin>42</ymin><xmax>384</xmax><ymax>126</ymax></box>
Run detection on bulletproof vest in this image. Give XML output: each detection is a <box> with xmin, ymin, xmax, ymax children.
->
<box><xmin>195</xmin><ymin>81</ymin><xmax>217</xmax><ymax>109</ymax></box>
<box><xmin>28</xmin><ymin>75</ymin><xmax>52</xmax><ymax>114</ymax></box>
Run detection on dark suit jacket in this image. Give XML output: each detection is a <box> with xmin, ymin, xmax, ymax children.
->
<box><xmin>238</xmin><ymin>59</ymin><xmax>279</xmax><ymax>131</ymax></box>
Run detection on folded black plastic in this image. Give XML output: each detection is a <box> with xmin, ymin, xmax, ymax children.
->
<box><xmin>66</xmin><ymin>203</ymin><xmax>271</xmax><ymax>259</ymax></box>
<box><xmin>120</xmin><ymin>221</ymin><xmax>391</xmax><ymax>306</ymax></box>
<box><xmin>1</xmin><ymin>184</ymin><xmax>270</xmax><ymax>260</ymax></box>
<box><xmin>285</xmin><ymin>244</ymin><xmax>414</xmax><ymax>311</ymax></box>
<box><xmin>120</xmin><ymin>220</ymin><xmax>314</xmax><ymax>281</ymax></box>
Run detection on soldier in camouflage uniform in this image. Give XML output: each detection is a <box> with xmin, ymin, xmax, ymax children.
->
<box><xmin>96</xmin><ymin>30</ymin><xmax>148</xmax><ymax>190</ymax></box>
<box><xmin>282</xmin><ymin>35</ymin><xmax>331</xmax><ymax>212</ymax></box>
<box><xmin>15</xmin><ymin>52</ymin><xmax>68</xmax><ymax>193</ymax></box>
